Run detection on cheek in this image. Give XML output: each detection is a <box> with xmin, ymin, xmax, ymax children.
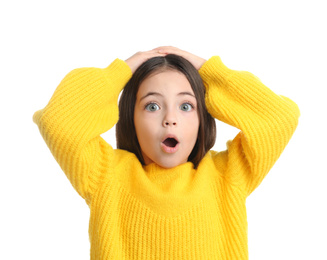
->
<box><xmin>180</xmin><ymin>113</ymin><xmax>199</xmax><ymax>141</ymax></box>
<box><xmin>137</xmin><ymin>121</ymin><xmax>152</xmax><ymax>138</ymax></box>
<box><xmin>134</xmin><ymin>111</ymin><xmax>159</xmax><ymax>142</ymax></box>
<box><xmin>183</xmin><ymin>112</ymin><xmax>199</xmax><ymax>128</ymax></box>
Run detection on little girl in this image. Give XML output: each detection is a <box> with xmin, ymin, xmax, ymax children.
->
<box><xmin>33</xmin><ymin>46</ymin><xmax>300</xmax><ymax>259</ymax></box>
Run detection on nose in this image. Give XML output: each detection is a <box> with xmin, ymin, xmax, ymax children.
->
<box><xmin>163</xmin><ymin>120</ymin><xmax>177</xmax><ymax>127</ymax></box>
<box><xmin>162</xmin><ymin>110</ymin><xmax>177</xmax><ymax>127</ymax></box>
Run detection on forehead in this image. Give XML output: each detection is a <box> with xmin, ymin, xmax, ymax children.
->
<box><xmin>137</xmin><ymin>70</ymin><xmax>194</xmax><ymax>97</ymax></box>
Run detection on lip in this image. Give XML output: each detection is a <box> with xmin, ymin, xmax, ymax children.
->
<box><xmin>161</xmin><ymin>134</ymin><xmax>180</xmax><ymax>154</ymax></box>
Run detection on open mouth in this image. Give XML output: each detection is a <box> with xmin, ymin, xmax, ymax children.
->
<box><xmin>162</xmin><ymin>138</ymin><xmax>179</xmax><ymax>148</ymax></box>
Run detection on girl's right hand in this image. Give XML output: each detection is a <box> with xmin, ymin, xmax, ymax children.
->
<box><xmin>125</xmin><ymin>50</ymin><xmax>166</xmax><ymax>73</ymax></box>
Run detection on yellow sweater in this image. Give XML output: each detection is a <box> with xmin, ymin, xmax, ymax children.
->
<box><xmin>33</xmin><ymin>56</ymin><xmax>300</xmax><ymax>259</ymax></box>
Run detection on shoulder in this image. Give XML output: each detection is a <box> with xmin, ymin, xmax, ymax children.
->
<box><xmin>197</xmin><ymin>150</ymin><xmax>228</xmax><ymax>174</ymax></box>
<box><xmin>112</xmin><ymin>149</ymin><xmax>142</xmax><ymax>169</ymax></box>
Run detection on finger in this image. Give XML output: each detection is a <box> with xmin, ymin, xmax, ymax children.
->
<box><xmin>153</xmin><ymin>46</ymin><xmax>179</xmax><ymax>51</ymax></box>
<box><xmin>153</xmin><ymin>46</ymin><xmax>179</xmax><ymax>53</ymax></box>
<box><xmin>142</xmin><ymin>49</ymin><xmax>167</xmax><ymax>57</ymax></box>
<box><xmin>155</xmin><ymin>46</ymin><xmax>189</xmax><ymax>57</ymax></box>
<box><xmin>134</xmin><ymin>51</ymin><xmax>165</xmax><ymax>65</ymax></box>
<box><xmin>146</xmin><ymin>51</ymin><xmax>166</xmax><ymax>58</ymax></box>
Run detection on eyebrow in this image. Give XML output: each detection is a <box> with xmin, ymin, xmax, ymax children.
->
<box><xmin>140</xmin><ymin>91</ymin><xmax>195</xmax><ymax>101</ymax></box>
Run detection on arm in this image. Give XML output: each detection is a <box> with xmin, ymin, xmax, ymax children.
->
<box><xmin>153</xmin><ymin>46</ymin><xmax>300</xmax><ymax>196</ymax></box>
<box><xmin>33</xmin><ymin>59</ymin><xmax>132</xmax><ymax>203</ymax></box>
<box><xmin>199</xmin><ymin>56</ymin><xmax>300</xmax><ymax>196</ymax></box>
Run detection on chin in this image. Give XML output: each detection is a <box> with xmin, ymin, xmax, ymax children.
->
<box><xmin>156</xmin><ymin>158</ymin><xmax>186</xmax><ymax>169</ymax></box>
<box><xmin>157</xmin><ymin>163</ymin><xmax>177</xmax><ymax>169</ymax></box>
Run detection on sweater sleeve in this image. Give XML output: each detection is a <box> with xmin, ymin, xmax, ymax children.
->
<box><xmin>199</xmin><ymin>56</ymin><xmax>300</xmax><ymax>196</ymax></box>
<box><xmin>33</xmin><ymin>59</ymin><xmax>132</xmax><ymax>203</ymax></box>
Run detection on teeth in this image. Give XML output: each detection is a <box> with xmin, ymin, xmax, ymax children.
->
<box><xmin>163</xmin><ymin>138</ymin><xmax>178</xmax><ymax>147</ymax></box>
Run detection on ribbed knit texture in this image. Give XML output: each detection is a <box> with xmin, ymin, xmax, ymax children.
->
<box><xmin>33</xmin><ymin>57</ymin><xmax>300</xmax><ymax>259</ymax></box>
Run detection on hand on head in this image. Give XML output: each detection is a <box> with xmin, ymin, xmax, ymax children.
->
<box><xmin>125</xmin><ymin>46</ymin><xmax>206</xmax><ymax>73</ymax></box>
<box><xmin>152</xmin><ymin>46</ymin><xmax>206</xmax><ymax>70</ymax></box>
<box><xmin>125</xmin><ymin>50</ymin><xmax>166</xmax><ymax>74</ymax></box>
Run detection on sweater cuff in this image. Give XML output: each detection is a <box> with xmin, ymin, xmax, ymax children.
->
<box><xmin>199</xmin><ymin>56</ymin><xmax>235</xmax><ymax>85</ymax></box>
<box><xmin>102</xmin><ymin>58</ymin><xmax>133</xmax><ymax>92</ymax></box>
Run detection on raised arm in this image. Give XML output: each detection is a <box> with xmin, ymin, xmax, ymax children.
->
<box><xmin>199</xmin><ymin>56</ymin><xmax>300</xmax><ymax>196</ymax></box>
<box><xmin>33</xmin><ymin>59</ymin><xmax>132</xmax><ymax>203</ymax></box>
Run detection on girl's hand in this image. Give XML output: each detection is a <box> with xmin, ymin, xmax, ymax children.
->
<box><xmin>153</xmin><ymin>46</ymin><xmax>206</xmax><ymax>70</ymax></box>
<box><xmin>125</xmin><ymin>50</ymin><xmax>166</xmax><ymax>73</ymax></box>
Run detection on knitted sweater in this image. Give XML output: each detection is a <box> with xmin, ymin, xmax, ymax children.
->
<box><xmin>33</xmin><ymin>56</ymin><xmax>300</xmax><ymax>259</ymax></box>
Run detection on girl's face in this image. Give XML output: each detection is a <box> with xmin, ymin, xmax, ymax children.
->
<box><xmin>134</xmin><ymin>70</ymin><xmax>200</xmax><ymax>168</ymax></box>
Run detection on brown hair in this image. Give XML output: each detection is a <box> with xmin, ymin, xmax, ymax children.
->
<box><xmin>116</xmin><ymin>54</ymin><xmax>216</xmax><ymax>168</ymax></box>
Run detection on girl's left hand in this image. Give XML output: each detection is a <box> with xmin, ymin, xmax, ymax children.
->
<box><xmin>152</xmin><ymin>46</ymin><xmax>206</xmax><ymax>70</ymax></box>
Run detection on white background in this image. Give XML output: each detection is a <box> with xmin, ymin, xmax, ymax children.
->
<box><xmin>1</xmin><ymin>0</ymin><xmax>326</xmax><ymax>259</ymax></box>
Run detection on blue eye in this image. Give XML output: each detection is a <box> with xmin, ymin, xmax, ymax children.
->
<box><xmin>180</xmin><ymin>103</ymin><xmax>193</xmax><ymax>111</ymax></box>
<box><xmin>145</xmin><ymin>103</ymin><xmax>160</xmax><ymax>112</ymax></box>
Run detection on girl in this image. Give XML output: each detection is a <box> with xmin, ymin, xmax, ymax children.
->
<box><xmin>33</xmin><ymin>46</ymin><xmax>300</xmax><ymax>259</ymax></box>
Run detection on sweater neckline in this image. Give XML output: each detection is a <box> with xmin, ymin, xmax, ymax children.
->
<box><xmin>143</xmin><ymin>161</ymin><xmax>194</xmax><ymax>175</ymax></box>
<box><xmin>142</xmin><ymin>162</ymin><xmax>195</xmax><ymax>185</ymax></box>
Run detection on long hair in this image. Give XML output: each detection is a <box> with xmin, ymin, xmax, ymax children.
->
<box><xmin>116</xmin><ymin>54</ymin><xmax>216</xmax><ymax>168</ymax></box>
